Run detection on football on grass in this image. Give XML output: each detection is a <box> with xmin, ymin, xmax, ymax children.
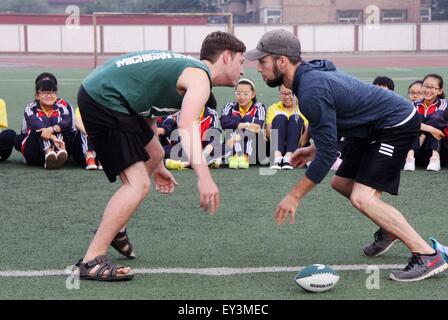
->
<box><xmin>294</xmin><ymin>264</ymin><xmax>339</xmax><ymax>292</ymax></box>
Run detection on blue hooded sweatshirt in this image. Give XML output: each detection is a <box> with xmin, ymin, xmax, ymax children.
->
<box><xmin>292</xmin><ymin>60</ymin><xmax>415</xmax><ymax>184</ymax></box>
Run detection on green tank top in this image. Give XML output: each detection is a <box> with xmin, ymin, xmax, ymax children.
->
<box><xmin>82</xmin><ymin>50</ymin><xmax>211</xmax><ymax>118</ymax></box>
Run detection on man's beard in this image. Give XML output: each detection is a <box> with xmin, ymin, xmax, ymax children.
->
<box><xmin>266</xmin><ymin>64</ymin><xmax>284</xmax><ymax>87</ymax></box>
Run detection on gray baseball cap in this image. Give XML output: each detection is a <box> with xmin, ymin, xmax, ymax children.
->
<box><xmin>245</xmin><ymin>29</ymin><xmax>301</xmax><ymax>61</ymax></box>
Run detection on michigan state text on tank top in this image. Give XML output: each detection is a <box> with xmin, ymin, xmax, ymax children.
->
<box><xmin>82</xmin><ymin>50</ymin><xmax>211</xmax><ymax>118</ymax></box>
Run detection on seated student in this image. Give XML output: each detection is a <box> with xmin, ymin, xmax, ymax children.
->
<box><xmin>408</xmin><ymin>80</ymin><xmax>424</xmax><ymax>102</ymax></box>
<box><xmin>15</xmin><ymin>78</ymin><xmax>73</xmax><ymax>169</ymax></box>
<box><xmin>220</xmin><ymin>78</ymin><xmax>266</xmax><ymax>169</ymax></box>
<box><xmin>0</xmin><ymin>98</ymin><xmax>16</xmax><ymax>162</ymax></box>
<box><xmin>72</xmin><ymin>106</ymin><xmax>102</xmax><ymax>170</ymax></box>
<box><xmin>404</xmin><ymin>74</ymin><xmax>446</xmax><ymax>171</ymax></box>
<box><xmin>426</xmin><ymin>91</ymin><xmax>448</xmax><ymax>167</ymax></box>
<box><xmin>157</xmin><ymin>114</ymin><xmax>178</xmax><ymax>160</ymax></box>
<box><xmin>265</xmin><ymin>84</ymin><xmax>309</xmax><ymax>170</ymax></box>
<box><xmin>373</xmin><ymin>76</ymin><xmax>395</xmax><ymax>91</ymax></box>
<box><xmin>164</xmin><ymin>93</ymin><xmax>223</xmax><ymax>169</ymax></box>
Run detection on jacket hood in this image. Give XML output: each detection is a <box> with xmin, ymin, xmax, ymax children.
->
<box><xmin>293</xmin><ymin>59</ymin><xmax>337</xmax><ymax>90</ymax></box>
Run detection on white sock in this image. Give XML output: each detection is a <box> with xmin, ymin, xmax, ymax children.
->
<box><xmin>274</xmin><ymin>156</ymin><xmax>283</xmax><ymax>163</ymax></box>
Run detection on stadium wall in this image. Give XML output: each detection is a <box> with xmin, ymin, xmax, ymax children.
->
<box><xmin>0</xmin><ymin>15</ymin><xmax>447</xmax><ymax>54</ymax></box>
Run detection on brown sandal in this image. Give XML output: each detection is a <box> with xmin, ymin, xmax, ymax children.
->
<box><xmin>111</xmin><ymin>229</ymin><xmax>136</xmax><ymax>259</ymax></box>
<box><xmin>75</xmin><ymin>255</ymin><xmax>134</xmax><ymax>281</ymax></box>
<box><xmin>93</xmin><ymin>229</ymin><xmax>136</xmax><ymax>259</ymax></box>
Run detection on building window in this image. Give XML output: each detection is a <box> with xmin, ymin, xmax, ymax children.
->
<box><xmin>420</xmin><ymin>7</ymin><xmax>431</xmax><ymax>22</ymax></box>
<box><xmin>381</xmin><ymin>10</ymin><xmax>407</xmax><ymax>23</ymax></box>
<box><xmin>336</xmin><ymin>10</ymin><xmax>362</xmax><ymax>24</ymax></box>
<box><xmin>263</xmin><ymin>8</ymin><xmax>282</xmax><ymax>24</ymax></box>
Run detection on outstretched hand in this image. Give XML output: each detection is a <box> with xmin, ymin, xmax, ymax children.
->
<box><xmin>274</xmin><ymin>193</ymin><xmax>300</xmax><ymax>225</ymax></box>
<box><xmin>154</xmin><ymin>166</ymin><xmax>178</xmax><ymax>194</ymax></box>
<box><xmin>198</xmin><ymin>176</ymin><xmax>220</xmax><ymax>215</ymax></box>
<box><xmin>290</xmin><ymin>145</ymin><xmax>317</xmax><ymax>168</ymax></box>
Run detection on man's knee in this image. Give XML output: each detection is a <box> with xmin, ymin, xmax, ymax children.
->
<box><xmin>349</xmin><ymin>190</ymin><xmax>374</xmax><ymax>212</ymax></box>
<box><xmin>331</xmin><ymin>176</ymin><xmax>346</xmax><ymax>192</ymax></box>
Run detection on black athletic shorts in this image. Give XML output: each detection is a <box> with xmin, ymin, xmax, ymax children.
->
<box><xmin>77</xmin><ymin>85</ymin><xmax>154</xmax><ymax>182</ymax></box>
<box><xmin>335</xmin><ymin>111</ymin><xmax>421</xmax><ymax>195</ymax></box>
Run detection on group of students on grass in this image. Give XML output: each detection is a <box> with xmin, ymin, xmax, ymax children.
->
<box><xmin>0</xmin><ymin>72</ymin><xmax>447</xmax><ymax>172</ymax></box>
<box><xmin>372</xmin><ymin>73</ymin><xmax>448</xmax><ymax>171</ymax></box>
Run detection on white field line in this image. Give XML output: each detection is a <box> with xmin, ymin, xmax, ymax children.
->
<box><xmin>0</xmin><ymin>264</ymin><xmax>405</xmax><ymax>278</ymax></box>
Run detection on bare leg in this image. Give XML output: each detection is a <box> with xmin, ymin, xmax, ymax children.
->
<box><xmin>331</xmin><ymin>176</ymin><xmax>381</xmax><ymax>199</ymax></box>
<box><xmin>83</xmin><ymin>161</ymin><xmax>151</xmax><ymax>265</ymax></box>
<box><xmin>349</xmin><ymin>182</ymin><xmax>434</xmax><ymax>254</ymax></box>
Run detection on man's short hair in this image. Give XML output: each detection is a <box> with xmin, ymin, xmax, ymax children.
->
<box><xmin>200</xmin><ymin>31</ymin><xmax>246</xmax><ymax>63</ymax></box>
<box><xmin>271</xmin><ymin>54</ymin><xmax>302</xmax><ymax>66</ymax></box>
<box><xmin>373</xmin><ymin>76</ymin><xmax>395</xmax><ymax>91</ymax></box>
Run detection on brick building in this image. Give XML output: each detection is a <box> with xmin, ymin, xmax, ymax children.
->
<box><xmin>217</xmin><ymin>0</ymin><xmax>432</xmax><ymax>24</ymax></box>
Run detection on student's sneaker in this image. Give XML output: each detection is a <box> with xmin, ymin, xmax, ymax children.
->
<box><xmin>228</xmin><ymin>156</ymin><xmax>239</xmax><ymax>169</ymax></box>
<box><xmin>97</xmin><ymin>160</ymin><xmax>103</xmax><ymax>170</ymax></box>
<box><xmin>55</xmin><ymin>149</ymin><xmax>68</xmax><ymax>169</ymax></box>
<box><xmin>363</xmin><ymin>228</ymin><xmax>399</xmax><ymax>257</ymax></box>
<box><xmin>86</xmin><ymin>156</ymin><xmax>98</xmax><ymax>170</ymax></box>
<box><xmin>281</xmin><ymin>158</ymin><xmax>293</xmax><ymax>170</ymax></box>
<box><xmin>44</xmin><ymin>150</ymin><xmax>58</xmax><ymax>169</ymax></box>
<box><xmin>270</xmin><ymin>158</ymin><xmax>282</xmax><ymax>170</ymax></box>
<box><xmin>403</xmin><ymin>158</ymin><xmax>415</xmax><ymax>171</ymax></box>
<box><xmin>389</xmin><ymin>252</ymin><xmax>448</xmax><ymax>282</ymax></box>
<box><xmin>165</xmin><ymin>159</ymin><xmax>185</xmax><ymax>170</ymax></box>
<box><xmin>427</xmin><ymin>157</ymin><xmax>441</xmax><ymax>171</ymax></box>
<box><xmin>430</xmin><ymin>237</ymin><xmax>448</xmax><ymax>263</ymax></box>
<box><xmin>210</xmin><ymin>158</ymin><xmax>222</xmax><ymax>169</ymax></box>
<box><xmin>238</xmin><ymin>155</ymin><xmax>250</xmax><ymax>169</ymax></box>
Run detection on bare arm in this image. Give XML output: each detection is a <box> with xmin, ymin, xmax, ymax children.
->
<box><xmin>177</xmin><ymin>67</ymin><xmax>220</xmax><ymax>214</ymax></box>
<box><xmin>275</xmin><ymin>175</ymin><xmax>316</xmax><ymax>225</ymax></box>
<box><xmin>299</xmin><ymin>124</ymin><xmax>310</xmax><ymax>147</ymax></box>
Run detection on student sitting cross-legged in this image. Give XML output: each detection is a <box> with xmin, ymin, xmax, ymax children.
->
<box><xmin>220</xmin><ymin>78</ymin><xmax>266</xmax><ymax>169</ymax></box>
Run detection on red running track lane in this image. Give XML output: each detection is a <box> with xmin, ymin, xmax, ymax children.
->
<box><xmin>0</xmin><ymin>53</ymin><xmax>446</xmax><ymax>69</ymax></box>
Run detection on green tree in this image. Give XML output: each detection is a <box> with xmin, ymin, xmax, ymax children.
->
<box><xmin>432</xmin><ymin>0</ymin><xmax>448</xmax><ymax>20</ymax></box>
<box><xmin>0</xmin><ymin>0</ymin><xmax>49</xmax><ymax>13</ymax></box>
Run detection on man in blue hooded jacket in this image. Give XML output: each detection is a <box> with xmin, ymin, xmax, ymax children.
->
<box><xmin>246</xmin><ymin>29</ymin><xmax>447</xmax><ymax>282</ymax></box>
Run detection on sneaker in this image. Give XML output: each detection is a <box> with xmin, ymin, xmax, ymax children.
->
<box><xmin>238</xmin><ymin>155</ymin><xmax>249</xmax><ymax>169</ymax></box>
<box><xmin>403</xmin><ymin>158</ymin><xmax>415</xmax><ymax>171</ymax></box>
<box><xmin>54</xmin><ymin>149</ymin><xmax>68</xmax><ymax>169</ymax></box>
<box><xmin>228</xmin><ymin>156</ymin><xmax>239</xmax><ymax>169</ymax></box>
<box><xmin>281</xmin><ymin>159</ymin><xmax>293</xmax><ymax>170</ymax></box>
<box><xmin>430</xmin><ymin>237</ymin><xmax>448</xmax><ymax>263</ymax></box>
<box><xmin>363</xmin><ymin>228</ymin><xmax>399</xmax><ymax>257</ymax></box>
<box><xmin>97</xmin><ymin>160</ymin><xmax>103</xmax><ymax>170</ymax></box>
<box><xmin>165</xmin><ymin>159</ymin><xmax>184</xmax><ymax>170</ymax></box>
<box><xmin>86</xmin><ymin>157</ymin><xmax>98</xmax><ymax>170</ymax></box>
<box><xmin>210</xmin><ymin>158</ymin><xmax>221</xmax><ymax>169</ymax></box>
<box><xmin>427</xmin><ymin>157</ymin><xmax>441</xmax><ymax>171</ymax></box>
<box><xmin>389</xmin><ymin>252</ymin><xmax>448</xmax><ymax>282</ymax></box>
<box><xmin>44</xmin><ymin>151</ymin><xmax>58</xmax><ymax>169</ymax></box>
<box><xmin>270</xmin><ymin>158</ymin><xmax>282</xmax><ymax>170</ymax></box>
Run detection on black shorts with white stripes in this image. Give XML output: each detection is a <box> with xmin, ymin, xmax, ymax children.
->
<box><xmin>335</xmin><ymin>112</ymin><xmax>421</xmax><ymax>195</ymax></box>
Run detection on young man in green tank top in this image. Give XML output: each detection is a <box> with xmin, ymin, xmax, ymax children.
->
<box><xmin>75</xmin><ymin>32</ymin><xmax>246</xmax><ymax>281</ymax></box>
